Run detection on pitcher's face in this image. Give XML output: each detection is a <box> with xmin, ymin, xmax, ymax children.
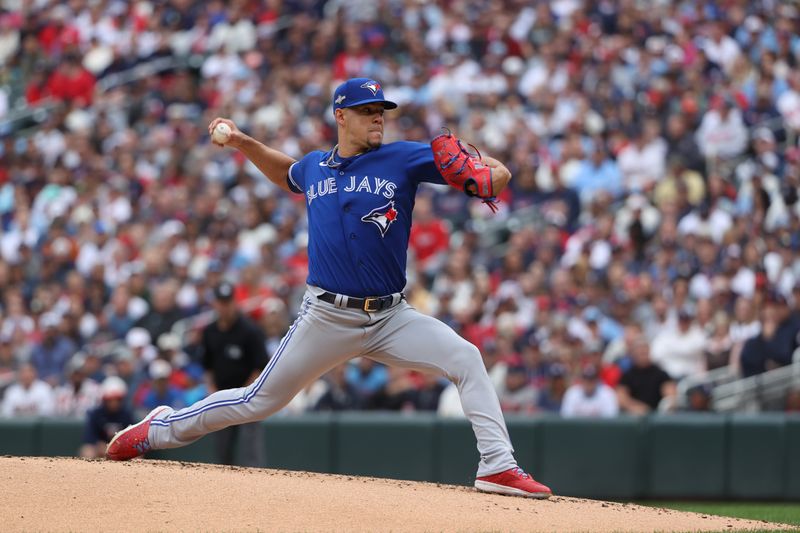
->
<box><xmin>337</xmin><ymin>103</ymin><xmax>385</xmax><ymax>152</ymax></box>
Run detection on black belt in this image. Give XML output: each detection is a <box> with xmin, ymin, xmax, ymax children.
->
<box><xmin>318</xmin><ymin>291</ymin><xmax>404</xmax><ymax>312</ymax></box>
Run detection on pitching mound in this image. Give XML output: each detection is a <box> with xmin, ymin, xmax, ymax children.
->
<box><xmin>0</xmin><ymin>457</ymin><xmax>789</xmax><ymax>532</ymax></box>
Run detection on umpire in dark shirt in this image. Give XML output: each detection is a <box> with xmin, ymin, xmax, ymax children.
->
<box><xmin>203</xmin><ymin>281</ymin><xmax>269</xmax><ymax>466</ymax></box>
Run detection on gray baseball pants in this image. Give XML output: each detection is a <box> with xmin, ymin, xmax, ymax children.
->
<box><xmin>149</xmin><ymin>286</ymin><xmax>517</xmax><ymax>477</ymax></box>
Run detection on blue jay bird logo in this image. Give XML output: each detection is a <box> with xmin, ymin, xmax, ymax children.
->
<box><xmin>360</xmin><ymin>81</ymin><xmax>381</xmax><ymax>95</ymax></box>
<box><xmin>361</xmin><ymin>201</ymin><xmax>398</xmax><ymax>237</ymax></box>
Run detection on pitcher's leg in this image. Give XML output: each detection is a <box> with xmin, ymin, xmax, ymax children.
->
<box><xmin>367</xmin><ymin>304</ymin><xmax>516</xmax><ymax>477</ymax></box>
<box><xmin>149</xmin><ymin>299</ymin><xmax>358</xmax><ymax>449</ymax></box>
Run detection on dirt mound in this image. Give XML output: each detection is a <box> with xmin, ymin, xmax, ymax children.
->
<box><xmin>0</xmin><ymin>456</ymin><xmax>789</xmax><ymax>532</ymax></box>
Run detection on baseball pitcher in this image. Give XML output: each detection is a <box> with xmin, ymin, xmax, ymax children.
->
<box><xmin>106</xmin><ymin>78</ymin><xmax>552</xmax><ymax>499</ymax></box>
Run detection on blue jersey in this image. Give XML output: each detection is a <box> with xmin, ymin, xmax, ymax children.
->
<box><xmin>287</xmin><ymin>141</ymin><xmax>446</xmax><ymax>297</ymax></box>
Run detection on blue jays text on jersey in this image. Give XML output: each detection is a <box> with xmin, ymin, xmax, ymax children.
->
<box><xmin>287</xmin><ymin>141</ymin><xmax>446</xmax><ymax>298</ymax></box>
<box><xmin>305</xmin><ymin>175</ymin><xmax>397</xmax><ymax>204</ymax></box>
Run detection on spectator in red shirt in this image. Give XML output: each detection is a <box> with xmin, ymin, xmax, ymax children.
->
<box><xmin>233</xmin><ymin>264</ymin><xmax>274</xmax><ymax>321</ymax></box>
<box><xmin>37</xmin><ymin>7</ymin><xmax>79</xmax><ymax>57</ymax></box>
<box><xmin>410</xmin><ymin>194</ymin><xmax>450</xmax><ymax>279</ymax></box>
<box><xmin>283</xmin><ymin>232</ymin><xmax>309</xmax><ymax>288</ymax></box>
<box><xmin>25</xmin><ymin>70</ymin><xmax>50</xmax><ymax>105</ymax></box>
<box><xmin>332</xmin><ymin>31</ymin><xmax>369</xmax><ymax>80</ymax></box>
<box><xmin>45</xmin><ymin>55</ymin><xmax>96</xmax><ymax>106</ymax></box>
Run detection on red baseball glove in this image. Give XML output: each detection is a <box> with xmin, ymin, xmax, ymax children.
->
<box><xmin>431</xmin><ymin>129</ymin><xmax>498</xmax><ymax>212</ymax></box>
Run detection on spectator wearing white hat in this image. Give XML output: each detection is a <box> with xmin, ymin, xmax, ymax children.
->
<box><xmin>734</xmin><ymin>15</ymin><xmax>768</xmax><ymax>62</ymax></box>
<box><xmin>137</xmin><ymin>359</ymin><xmax>184</xmax><ymax>416</ymax></box>
<box><xmin>157</xmin><ymin>332</ymin><xmax>188</xmax><ymax>369</ymax></box>
<box><xmin>125</xmin><ymin>326</ymin><xmax>156</xmax><ymax>365</ymax></box>
<box><xmin>79</xmin><ymin>376</ymin><xmax>133</xmax><ymax>458</ymax></box>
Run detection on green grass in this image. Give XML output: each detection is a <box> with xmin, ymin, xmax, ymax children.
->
<box><xmin>642</xmin><ymin>501</ymin><xmax>800</xmax><ymax>527</ymax></box>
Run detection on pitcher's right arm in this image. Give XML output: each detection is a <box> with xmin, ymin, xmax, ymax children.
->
<box><xmin>208</xmin><ymin>118</ymin><xmax>296</xmax><ymax>193</ymax></box>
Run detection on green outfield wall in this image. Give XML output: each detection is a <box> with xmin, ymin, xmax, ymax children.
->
<box><xmin>2</xmin><ymin>413</ymin><xmax>798</xmax><ymax>500</ymax></box>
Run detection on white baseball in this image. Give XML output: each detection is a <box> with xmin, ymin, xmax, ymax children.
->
<box><xmin>212</xmin><ymin>123</ymin><xmax>232</xmax><ymax>144</ymax></box>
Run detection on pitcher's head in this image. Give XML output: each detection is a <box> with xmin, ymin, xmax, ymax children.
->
<box><xmin>332</xmin><ymin>78</ymin><xmax>397</xmax><ymax>152</ymax></box>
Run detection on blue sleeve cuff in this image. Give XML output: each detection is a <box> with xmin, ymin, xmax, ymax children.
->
<box><xmin>287</xmin><ymin>162</ymin><xmax>302</xmax><ymax>194</ymax></box>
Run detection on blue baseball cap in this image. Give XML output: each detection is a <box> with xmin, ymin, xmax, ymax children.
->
<box><xmin>332</xmin><ymin>78</ymin><xmax>397</xmax><ymax>112</ymax></box>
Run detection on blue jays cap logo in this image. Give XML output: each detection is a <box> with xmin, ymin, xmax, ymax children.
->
<box><xmin>360</xmin><ymin>81</ymin><xmax>381</xmax><ymax>95</ymax></box>
<box><xmin>333</xmin><ymin>77</ymin><xmax>398</xmax><ymax>111</ymax></box>
<box><xmin>361</xmin><ymin>201</ymin><xmax>398</xmax><ymax>237</ymax></box>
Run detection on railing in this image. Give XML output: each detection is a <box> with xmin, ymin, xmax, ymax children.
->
<box><xmin>0</xmin><ymin>98</ymin><xmax>62</xmax><ymax>136</ymax></box>
<box><xmin>675</xmin><ymin>347</ymin><xmax>800</xmax><ymax>412</ymax></box>
<box><xmin>170</xmin><ymin>292</ymin><xmax>270</xmax><ymax>344</ymax></box>
<box><xmin>675</xmin><ymin>365</ymin><xmax>741</xmax><ymax>410</ymax></box>
<box><xmin>75</xmin><ymin>291</ymin><xmax>273</xmax><ymax>362</ymax></box>
<box><xmin>711</xmin><ymin>358</ymin><xmax>800</xmax><ymax>412</ymax></box>
<box><xmin>0</xmin><ymin>12</ymin><xmax>308</xmax><ymax>136</ymax></box>
<box><xmin>0</xmin><ymin>54</ymin><xmax>200</xmax><ymax>136</ymax></box>
<box><xmin>94</xmin><ymin>54</ymin><xmax>201</xmax><ymax>93</ymax></box>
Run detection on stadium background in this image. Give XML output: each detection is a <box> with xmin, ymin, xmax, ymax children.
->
<box><xmin>1</xmin><ymin>0</ymin><xmax>800</xmax><ymax>507</ymax></box>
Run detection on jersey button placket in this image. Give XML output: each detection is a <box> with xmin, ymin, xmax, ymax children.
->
<box><xmin>336</xmin><ymin>168</ymin><xmax>365</xmax><ymax>280</ymax></box>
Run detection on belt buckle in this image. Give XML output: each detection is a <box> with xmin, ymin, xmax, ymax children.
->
<box><xmin>362</xmin><ymin>297</ymin><xmax>379</xmax><ymax>312</ymax></box>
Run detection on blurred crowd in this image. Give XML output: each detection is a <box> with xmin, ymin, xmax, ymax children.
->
<box><xmin>2</xmin><ymin>0</ymin><xmax>800</xmax><ymax>433</ymax></box>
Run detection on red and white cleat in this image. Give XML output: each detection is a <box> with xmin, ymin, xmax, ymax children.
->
<box><xmin>475</xmin><ymin>467</ymin><xmax>553</xmax><ymax>499</ymax></box>
<box><xmin>105</xmin><ymin>406</ymin><xmax>169</xmax><ymax>461</ymax></box>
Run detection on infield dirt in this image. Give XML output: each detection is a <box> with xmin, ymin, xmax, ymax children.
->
<box><xmin>0</xmin><ymin>456</ymin><xmax>791</xmax><ymax>532</ymax></box>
